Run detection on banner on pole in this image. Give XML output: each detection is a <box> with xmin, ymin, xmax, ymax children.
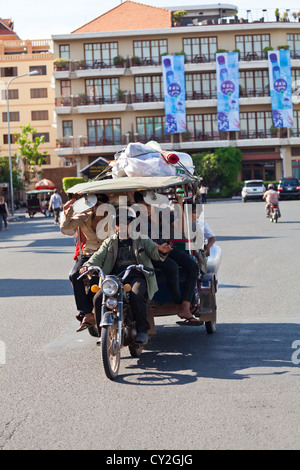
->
<box><xmin>216</xmin><ymin>52</ymin><xmax>240</xmax><ymax>132</ymax></box>
<box><xmin>162</xmin><ymin>55</ymin><xmax>186</xmax><ymax>134</ymax></box>
<box><xmin>268</xmin><ymin>50</ymin><xmax>293</xmax><ymax>128</ymax></box>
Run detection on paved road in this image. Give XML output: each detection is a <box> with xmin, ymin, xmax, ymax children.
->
<box><xmin>0</xmin><ymin>200</ymin><xmax>299</xmax><ymax>450</ymax></box>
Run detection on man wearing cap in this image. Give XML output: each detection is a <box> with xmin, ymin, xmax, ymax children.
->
<box><xmin>79</xmin><ymin>208</ymin><xmax>172</xmax><ymax>345</ymax></box>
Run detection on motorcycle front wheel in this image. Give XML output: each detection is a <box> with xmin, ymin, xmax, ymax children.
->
<box><xmin>101</xmin><ymin>322</ymin><xmax>120</xmax><ymax>380</ymax></box>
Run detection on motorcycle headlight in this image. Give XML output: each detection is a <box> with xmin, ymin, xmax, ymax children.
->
<box><xmin>106</xmin><ymin>298</ymin><xmax>118</xmax><ymax>310</ymax></box>
<box><xmin>102</xmin><ymin>279</ymin><xmax>119</xmax><ymax>296</ymax></box>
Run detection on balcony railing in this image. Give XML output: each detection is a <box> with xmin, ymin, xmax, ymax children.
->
<box><xmin>55</xmin><ymin>94</ymin><xmax>127</xmax><ymax>107</ymax></box>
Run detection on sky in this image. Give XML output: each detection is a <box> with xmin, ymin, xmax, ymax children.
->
<box><xmin>1</xmin><ymin>0</ymin><xmax>300</xmax><ymax>40</ymax></box>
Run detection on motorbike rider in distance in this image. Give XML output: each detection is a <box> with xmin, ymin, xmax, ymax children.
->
<box><xmin>263</xmin><ymin>184</ymin><xmax>281</xmax><ymax>218</ymax></box>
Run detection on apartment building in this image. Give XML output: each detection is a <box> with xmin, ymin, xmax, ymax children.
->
<box><xmin>0</xmin><ymin>19</ymin><xmax>69</xmax><ymax>194</ymax></box>
<box><xmin>52</xmin><ymin>1</ymin><xmax>300</xmax><ymax>181</ymax></box>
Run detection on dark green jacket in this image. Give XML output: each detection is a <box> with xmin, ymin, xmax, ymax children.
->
<box><xmin>84</xmin><ymin>235</ymin><xmax>166</xmax><ymax>299</ymax></box>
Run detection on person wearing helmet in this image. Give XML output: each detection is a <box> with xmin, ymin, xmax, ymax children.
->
<box><xmin>263</xmin><ymin>184</ymin><xmax>280</xmax><ymax>217</ymax></box>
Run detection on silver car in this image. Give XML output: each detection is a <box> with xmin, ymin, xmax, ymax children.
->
<box><xmin>241</xmin><ymin>180</ymin><xmax>266</xmax><ymax>202</ymax></box>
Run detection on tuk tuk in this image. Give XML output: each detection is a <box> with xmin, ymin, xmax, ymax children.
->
<box><xmin>67</xmin><ymin>175</ymin><xmax>221</xmax><ymax>335</ymax></box>
<box><xmin>26</xmin><ymin>189</ymin><xmax>54</xmax><ymax>218</ymax></box>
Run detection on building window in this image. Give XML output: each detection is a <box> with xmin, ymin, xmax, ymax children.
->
<box><xmin>2</xmin><ymin>112</ymin><xmax>20</xmax><ymax>122</ymax></box>
<box><xmin>61</xmin><ymin>80</ymin><xmax>71</xmax><ymax>96</ymax></box>
<box><xmin>134</xmin><ymin>75</ymin><xmax>163</xmax><ymax>101</ymax></box>
<box><xmin>291</xmin><ymin>110</ymin><xmax>300</xmax><ymax>137</ymax></box>
<box><xmin>84</xmin><ymin>42</ymin><xmax>118</xmax><ymax>68</ymax></box>
<box><xmin>30</xmin><ymin>88</ymin><xmax>48</xmax><ymax>98</ymax></box>
<box><xmin>3</xmin><ymin>134</ymin><xmax>18</xmax><ymax>144</ymax></box>
<box><xmin>241</xmin><ymin>162</ymin><xmax>275</xmax><ymax>181</ymax></box>
<box><xmin>186</xmin><ymin>113</ymin><xmax>218</xmax><ymax>140</ymax></box>
<box><xmin>87</xmin><ymin>118</ymin><xmax>121</xmax><ymax>145</ymax></box>
<box><xmin>136</xmin><ymin>116</ymin><xmax>170</xmax><ymax>142</ymax></box>
<box><xmin>29</xmin><ymin>65</ymin><xmax>45</xmax><ymax>75</ymax></box>
<box><xmin>33</xmin><ymin>132</ymin><xmax>50</xmax><ymax>142</ymax></box>
<box><xmin>63</xmin><ymin>121</ymin><xmax>73</xmax><ymax>137</ymax></box>
<box><xmin>31</xmin><ymin>110</ymin><xmax>49</xmax><ymax>120</ymax></box>
<box><xmin>292</xmin><ymin>159</ymin><xmax>300</xmax><ymax>178</ymax></box>
<box><xmin>59</xmin><ymin>44</ymin><xmax>70</xmax><ymax>59</ymax></box>
<box><xmin>133</xmin><ymin>39</ymin><xmax>167</xmax><ymax>64</ymax></box>
<box><xmin>185</xmin><ymin>72</ymin><xmax>217</xmax><ymax>99</ymax></box>
<box><xmin>239</xmin><ymin>111</ymin><xmax>273</xmax><ymax>138</ymax></box>
<box><xmin>1</xmin><ymin>89</ymin><xmax>18</xmax><ymax>100</ymax></box>
<box><xmin>235</xmin><ymin>34</ymin><xmax>270</xmax><ymax>59</ymax></box>
<box><xmin>85</xmin><ymin>78</ymin><xmax>119</xmax><ymax>103</ymax></box>
<box><xmin>183</xmin><ymin>37</ymin><xmax>217</xmax><ymax>63</ymax></box>
<box><xmin>239</xmin><ymin>70</ymin><xmax>269</xmax><ymax>97</ymax></box>
<box><xmin>287</xmin><ymin>34</ymin><xmax>300</xmax><ymax>58</ymax></box>
<box><xmin>0</xmin><ymin>66</ymin><xmax>17</xmax><ymax>77</ymax></box>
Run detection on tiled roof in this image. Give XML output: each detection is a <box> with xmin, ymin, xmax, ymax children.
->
<box><xmin>0</xmin><ymin>18</ymin><xmax>19</xmax><ymax>38</ymax></box>
<box><xmin>72</xmin><ymin>1</ymin><xmax>172</xmax><ymax>33</ymax></box>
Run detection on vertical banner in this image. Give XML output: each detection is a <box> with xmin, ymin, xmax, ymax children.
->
<box><xmin>162</xmin><ymin>55</ymin><xmax>186</xmax><ymax>134</ymax></box>
<box><xmin>216</xmin><ymin>52</ymin><xmax>240</xmax><ymax>131</ymax></box>
<box><xmin>268</xmin><ymin>50</ymin><xmax>293</xmax><ymax>128</ymax></box>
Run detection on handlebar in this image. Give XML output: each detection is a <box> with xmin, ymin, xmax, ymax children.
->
<box><xmin>77</xmin><ymin>264</ymin><xmax>154</xmax><ymax>282</ymax></box>
<box><xmin>77</xmin><ymin>265</ymin><xmax>105</xmax><ymax>281</ymax></box>
<box><xmin>121</xmin><ymin>264</ymin><xmax>155</xmax><ymax>281</ymax></box>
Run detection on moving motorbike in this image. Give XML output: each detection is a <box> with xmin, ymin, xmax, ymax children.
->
<box><xmin>269</xmin><ymin>204</ymin><xmax>280</xmax><ymax>223</ymax></box>
<box><xmin>78</xmin><ymin>263</ymin><xmax>155</xmax><ymax>380</ymax></box>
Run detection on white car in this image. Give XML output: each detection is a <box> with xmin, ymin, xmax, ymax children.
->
<box><xmin>241</xmin><ymin>180</ymin><xmax>266</xmax><ymax>202</ymax></box>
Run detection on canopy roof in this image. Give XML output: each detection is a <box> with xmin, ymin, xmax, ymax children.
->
<box><xmin>67</xmin><ymin>176</ymin><xmax>193</xmax><ymax>195</ymax></box>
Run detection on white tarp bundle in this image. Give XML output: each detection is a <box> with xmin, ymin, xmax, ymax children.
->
<box><xmin>109</xmin><ymin>141</ymin><xmax>194</xmax><ymax>179</ymax></box>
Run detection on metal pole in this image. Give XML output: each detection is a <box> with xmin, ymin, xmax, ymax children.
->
<box><xmin>6</xmin><ymin>77</ymin><xmax>14</xmax><ymax>215</ymax></box>
<box><xmin>6</xmin><ymin>71</ymin><xmax>39</xmax><ymax>216</ymax></box>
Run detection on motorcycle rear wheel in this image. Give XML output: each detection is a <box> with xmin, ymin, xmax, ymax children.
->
<box><xmin>101</xmin><ymin>322</ymin><xmax>120</xmax><ymax>380</ymax></box>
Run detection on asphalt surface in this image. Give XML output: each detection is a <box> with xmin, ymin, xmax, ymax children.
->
<box><xmin>0</xmin><ymin>199</ymin><xmax>299</xmax><ymax>450</ymax></box>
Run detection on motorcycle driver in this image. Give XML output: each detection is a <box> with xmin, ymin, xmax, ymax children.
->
<box><xmin>79</xmin><ymin>208</ymin><xmax>172</xmax><ymax>345</ymax></box>
<box><xmin>263</xmin><ymin>184</ymin><xmax>281</xmax><ymax>217</ymax></box>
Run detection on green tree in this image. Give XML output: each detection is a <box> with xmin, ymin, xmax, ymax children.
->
<box><xmin>192</xmin><ymin>146</ymin><xmax>242</xmax><ymax>194</ymax></box>
<box><xmin>14</xmin><ymin>124</ymin><xmax>47</xmax><ymax>187</ymax></box>
<box><xmin>0</xmin><ymin>157</ymin><xmax>23</xmax><ymax>190</ymax></box>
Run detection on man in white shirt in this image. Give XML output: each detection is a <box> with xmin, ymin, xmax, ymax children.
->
<box><xmin>49</xmin><ymin>189</ymin><xmax>62</xmax><ymax>225</ymax></box>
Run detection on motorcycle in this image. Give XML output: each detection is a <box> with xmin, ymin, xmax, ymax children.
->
<box><xmin>269</xmin><ymin>204</ymin><xmax>280</xmax><ymax>223</ymax></box>
<box><xmin>78</xmin><ymin>263</ymin><xmax>155</xmax><ymax>380</ymax></box>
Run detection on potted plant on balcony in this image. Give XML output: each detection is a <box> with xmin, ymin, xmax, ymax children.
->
<box><xmin>131</xmin><ymin>55</ymin><xmax>141</xmax><ymax>66</ymax></box>
<box><xmin>172</xmin><ymin>10</ymin><xmax>187</xmax><ymax>26</ymax></box>
<box><xmin>275</xmin><ymin>8</ymin><xmax>280</xmax><ymax>22</ymax></box>
<box><xmin>113</xmin><ymin>55</ymin><xmax>125</xmax><ymax>68</ymax></box>
<box><xmin>77</xmin><ymin>93</ymin><xmax>89</xmax><ymax>105</ymax></box>
<box><xmin>264</xmin><ymin>46</ymin><xmax>274</xmax><ymax>58</ymax></box>
<box><xmin>76</xmin><ymin>59</ymin><xmax>85</xmax><ymax>70</ymax></box>
<box><xmin>117</xmin><ymin>89</ymin><xmax>127</xmax><ymax>103</ymax></box>
<box><xmin>54</xmin><ymin>58</ymin><xmax>70</xmax><ymax>71</ymax></box>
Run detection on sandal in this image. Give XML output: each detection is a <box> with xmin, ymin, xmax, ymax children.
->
<box><xmin>176</xmin><ymin>312</ymin><xmax>203</xmax><ymax>326</ymax></box>
<box><xmin>176</xmin><ymin>317</ymin><xmax>203</xmax><ymax>326</ymax></box>
<box><xmin>76</xmin><ymin>313</ymin><xmax>96</xmax><ymax>332</ymax></box>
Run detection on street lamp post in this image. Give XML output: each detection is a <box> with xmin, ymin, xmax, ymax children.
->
<box><xmin>6</xmin><ymin>70</ymin><xmax>39</xmax><ymax>215</ymax></box>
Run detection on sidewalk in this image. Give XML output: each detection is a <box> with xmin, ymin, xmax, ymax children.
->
<box><xmin>7</xmin><ymin>209</ymin><xmax>27</xmax><ymax>222</ymax></box>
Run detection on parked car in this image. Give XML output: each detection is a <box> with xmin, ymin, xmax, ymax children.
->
<box><xmin>277</xmin><ymin>177</ymin><xmax>300</xmax><ymax>200</ymax></box>
<box><xmin>241</xmin><ymin>180</ymin><xmax>266</xmax><ymax>202</ymax></box>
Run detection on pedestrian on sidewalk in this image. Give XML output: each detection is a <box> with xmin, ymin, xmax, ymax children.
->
<box><xmin>0</xmin><ymin>196</ymin><xmax>9</xmax><ymax>231</ymax></box>
<box><xmin>49</xmin><ymin>189</ymin><xmax>62</xmax><ymax>225</ymax></box>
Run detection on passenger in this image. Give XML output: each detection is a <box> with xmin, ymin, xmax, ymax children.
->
<box><xmin>262</xmin><ymin>183</ymin><xmax>281</xmax><ymax>217</ymax></box>
<box><xmin>79</xmin><ymin>209</ymin><xmax>172</xmax><ymax>344</ymax></box>
<box><xmin>133</xmin><ymin>191</ymin><xmax>202</xmax><ymax>325</ymax></box>
<box><xmin>190</xmin><ymin>202</ymin><xmax>216</xmax><ymax>257</ymax></box>
<box><xmin>60</xmin><ymin>194</ymin><xmax>109</xmax><ymax>330</ymax></box>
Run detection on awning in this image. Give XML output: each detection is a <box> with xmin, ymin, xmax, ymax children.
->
<box><xmin>242</xmin><ymin>152</ymin><xmax>282</xmax><ymax>162</ymax></box>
